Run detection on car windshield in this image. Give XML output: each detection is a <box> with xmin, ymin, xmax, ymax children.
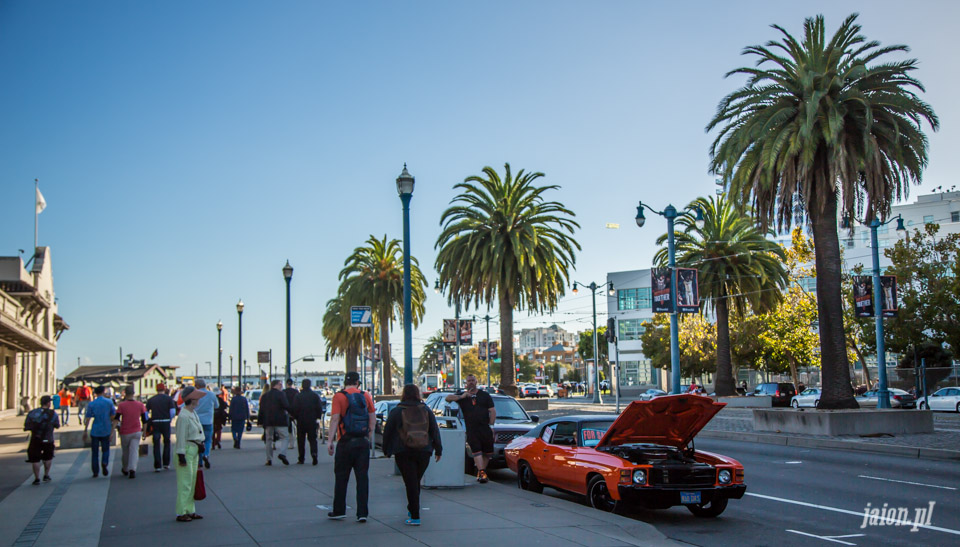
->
<box><xmin>425</xmin><ymin>376</ymin><xmax>438</xmax><ymax>388</ymax></box>
<box><xmin>581</xmin><ymin>420</ymin><xmax>614</xmax><ymax>448</ymax></box>
<box><xmin>249</xmin><ymin>390</ymin><xmax>261</xmax><ymax>399</ymax></box>
<box><xmin>494</xmin><ymin>398</ymin><xmax>529</xmax><ymax>420</ymax></box>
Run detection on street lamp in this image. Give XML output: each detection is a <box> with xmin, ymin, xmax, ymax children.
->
<box><xmin>283</xmin><ymin>260</ymin><xmax>294</xmax><ymax>382</ymax></box>
<box><xmin>572</xmin><ymin>280</ymin><xmax>613</xmax><ymax>404</ymax></box>
<box><xmin>237</xmin><ymin>299</ymin><xmax>244</xmax><ymax>389</ymax></box>
<box><xmin>397</xmin><ymin>163</ymin><xmax>415</xmax><ymax>386</ymax></box>
<box><xmin>841</xmin><ymin>213</ymin><xmax>907</xmax><ymax>409</ymax></box>
<box><xmin>636</xmin><ymin>201</ymin><xmax>703</xmax><ymax>395</ymax></box>
<box><xmin>217</xmin><ymin>320</ymin><xmax>223</xmax><ymax>388</ymax></box>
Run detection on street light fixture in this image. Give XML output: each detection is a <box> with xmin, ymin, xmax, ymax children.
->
<box><xmin>217</xmin><ymin>320</ymin><xmax>223</xmax><ymax>388</ymax></box>
<box><xmin>283</xmin><ymin>260</ymin><xmax>294</xmax><ymax>382</ymax></box>
<box><xmin>397</xmin><ymin>164</ymin><xmax>415</xmax><ymax>387</ymax></box>
<box><xmin>237</xmin><ymin>299</ymin><xmax>244</xmax><ymax>389</ymax></box>
<box><xmin>573</xmin><ymin>280</ymin><xmax>606</xmax><ymax>404</ymax></box>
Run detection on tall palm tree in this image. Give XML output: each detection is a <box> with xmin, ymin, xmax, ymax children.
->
<box><xmin>418</xmin><ymin>331</ymin><xmax>445</xmax><ymax>376</ymax></box>
<box><xmin>656</xmin><ymin>195</ymin><xmax>788</xmax><ymax>396</ymax></box>
<box><xmin>435</xmin><ymin>163</ymin><xmax>580</xmax><ymax>396</ymax></box>
<box><xmin>707</xmin><ymin>14</ymin><xmax>938</xmax><ymax>408</ymax></box>
<box><xmin>339</xmin><ymin>235</ymin><xmax>427</xmax><ymax>394</ymax></box>
<box><xmin>321</xmin><ymin>295</ymin><xmax>364</xmax><ymax>373</ymax></box>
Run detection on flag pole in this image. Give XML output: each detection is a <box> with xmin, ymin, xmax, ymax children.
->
<box><xmin>34</xmin><ymin>179</ymin><xmax>39</xmax><ymax>251</ymax></box>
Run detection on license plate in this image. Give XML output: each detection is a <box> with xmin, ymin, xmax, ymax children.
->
<box><xmin>680</xmin><ymin>492</ymin><xmax>701</xmax><ymax>504</ymax></box>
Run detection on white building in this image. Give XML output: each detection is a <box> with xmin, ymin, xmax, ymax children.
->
<box><xmin>515</xmin><ymin>325</ymin><xmax>578</xmax><ymax>356</ymax></box>
<box><xmin>605</xmin><ymin>268</ymin><xmax>664</xmax><ymax>395</ymax></box>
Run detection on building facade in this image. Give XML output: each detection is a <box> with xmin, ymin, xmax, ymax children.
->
<box><xmin>605</xmin><ymin>268</ymin><xmax>663</xmax><ymax>395</ymax></box>
<box><xmin>515</xmin><ymin>325</ymin><xmax>578</xmax><ymax>355</ymax></box>
<box><xmin>0</xmin><ymin>248</ymin><xmax>68</xmax><ymax>415</ymax></box>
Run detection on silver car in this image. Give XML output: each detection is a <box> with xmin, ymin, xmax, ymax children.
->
<box><xmin>638</xmin><ymin>388</ymin><xmax>667</xmax><ymax>401</ymax></box>
<box><xmin>791</xmin><ymin>388</ymin><xmax>821</xmax><ymax>408</ymax></box>
<box><xmin>244</xmin><ymin>389</ymin><xmax>262</xmax><ymax>420</ymax></box>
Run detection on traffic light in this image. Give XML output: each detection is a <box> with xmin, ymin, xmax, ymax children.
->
<box><xmin>606</xmin><ymin>317</ymin><xmax>616</xmax><ymax>343</ymax></box>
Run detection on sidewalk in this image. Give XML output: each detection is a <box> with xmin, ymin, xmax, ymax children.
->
<box><xmin>0</xmin><ymin>416</ymin><xmax>678</xmax><ymax>546</ymax></box>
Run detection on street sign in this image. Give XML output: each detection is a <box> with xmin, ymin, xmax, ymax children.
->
<box><xmin>350</xmin><ymin>306</ymin><xmax>373</xmax><ymax>327</ymax></box>
<box><xmin>257</xmin><ymin>351</ymin><xmax>270</xmax><ymax>364</ymax></box>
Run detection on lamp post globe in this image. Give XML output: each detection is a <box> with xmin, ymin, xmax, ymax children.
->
<box><xmin>397</xmin><ymin>164</ymin><xmax>415</xmax><ymax>387</ymax></box>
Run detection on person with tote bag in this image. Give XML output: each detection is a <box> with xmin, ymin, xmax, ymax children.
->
<box><xmin>174</xmin><ymin>387</ymin><xmax>206</xmax><ymax>522</ymax></box>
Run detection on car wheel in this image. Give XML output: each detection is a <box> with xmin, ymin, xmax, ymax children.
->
<box><xmin>517</xmin><ymin>461</ymin><xmax>543</xmax><ymax>494</ymax></box>
<box><xmin>956</xmin><ymin>402</ymin><xmax>960</xmax><ymax>413</ymax></box>
<box><xmin>587</xmin><ymin>475</ymin><xmax>619</xmax><ymax>513</ymax></box>
<box><xmin>791</xmin><ymin>400</ymin><xmax>799</xmax><ymax>408</ymax></box>
<box><xmin>686</xmin><ymin>496</ymin><xmax>728</xmax><ymax>518</ymax></box>
<box><xmin>814</xmin><ymin>400</ymin><xmax>820</xmax><ymax>408</ymax></box>
<box><xmin>919</xmin><ymin>401</ymin><xmax>926</xmax><ymax>410</ymax></box>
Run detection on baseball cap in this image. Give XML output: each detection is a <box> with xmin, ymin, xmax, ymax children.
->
<box><xmin>344</xmin><ymin>371</ymin><xmax>360</xmax><ymax>385</ymax></box>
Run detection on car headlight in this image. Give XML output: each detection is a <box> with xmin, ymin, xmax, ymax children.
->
<box><xmin>632</xmin><ymin>469</ymin><xmax>646</xmax><ymax>484</ymax></box>
<box><xmin>718</xmin><ymin>469</ymin><xmax>732</xmax><ymax>484</ymax></box>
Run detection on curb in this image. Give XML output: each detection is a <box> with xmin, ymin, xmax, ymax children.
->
<box><xmin>698</xmin><ymin>430</ymin><xmax>960</xmax><ymax>461</ymax></box>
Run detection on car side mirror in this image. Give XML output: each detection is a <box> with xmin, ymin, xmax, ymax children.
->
<box><xmin>531</xmin><ymin>415</ymin><xmax>539</xmax><ymax>423</ymax></box>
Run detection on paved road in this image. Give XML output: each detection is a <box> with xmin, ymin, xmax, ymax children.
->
<box><xmin>489</xmin><ymin>437</ymin><xmax>960</xmax><ymax>546</ymax></box>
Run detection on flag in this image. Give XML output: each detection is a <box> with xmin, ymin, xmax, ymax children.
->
<box><xmin>150</xmin><ymin>348</ymin><xmax>158</xmax><ymax>360</ymax></box>
<box><xmin>36</xmin><ymin>187</ymin><xmax>46</xmax><ymax>214</ymax></box>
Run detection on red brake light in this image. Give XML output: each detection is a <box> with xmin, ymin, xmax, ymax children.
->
<box><xmin>775</xmin><ymin>390</ymin><xmax>780</xmax><ymax>397</ymax></box>
<box><xmin>894</xmin><ymin>395</ymin><xmax>902</xmax><ymax>400</ymax></box>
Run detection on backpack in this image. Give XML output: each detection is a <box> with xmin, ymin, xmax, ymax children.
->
<box><xmin>24</xmin><ymin>408</ymin><xmax>52</xmax><ymax>436</ymax></box>
<box><xmin>399</xmin><ymin>404</ymin><xmax>430</xmax><ymax>450</ymax></box>
<box><xmin>339</xmin><ymin>390</ymin><xmax>369</xmax><ymax>437</ymax></box>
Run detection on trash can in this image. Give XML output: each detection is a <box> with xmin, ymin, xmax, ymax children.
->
<box><xmin>422</xmin><ymin>416</ymin><xmax>466</xmax><ymax>488</ymax></box>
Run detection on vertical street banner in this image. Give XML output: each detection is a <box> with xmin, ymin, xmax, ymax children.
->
<box><xmin>489</xmin><ymin>341</ymin><xmax>498</xmax><ymax>360</ymax></box>
<box><xmin>651</xmin><ymin>268</ymin><xmax>674</xmax><ymax>313</ymax></box>
<box><xmin>853</xmin><ymin>276</ymin><xmax>873</xmax><ymax>317</ymax></box>
<box><xmin>881</xmin><ymin>276</ymin><xmax>898</xmax><ymax>317</ymax></box>
<box><xmin>479</xmin><ymin>340</ymin><xmax>486</xmax><ymax>360</ymax></box>
<box><xmin>459</xmin><ymin>320</ymin><xmax>472</xmax><ymax>345</ymax></box>
<box><xmin>443</xmin><ymin>319</ymin><xmax>457</xmax><ymax>344</ymax></box>
<box><xmin>676</xmin><ymin>268</ymin><xmax>699</xmax><ymax>313</ymax></box>
<box><xmin>437</xmin><ymin>346</ymin><xmax>445</xmax><ymax>364</ymax></box>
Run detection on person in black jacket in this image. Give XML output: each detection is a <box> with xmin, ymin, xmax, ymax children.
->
<box><xmin>227</xmin><ymin>386</ymin><xmax>249</xmax><ymax>449</ymax></box>
<box><xmin>382</xmin><ymin>384</ymin><xmax>442</xmax><ymax>526</ymax></box>
<box><xmin>292</xmin><ymin>379</ymin><xmax>323</xmax><ymax>465</ymax></box>
<box><xmin>258</xmin><ymin>380</ymin><xmax>290</xmax><ymax>466</ymax></box>
<box><xmin>283</xmin><ymin>379</ymin><xmax>299</xmax><ymax>450</ymax></box>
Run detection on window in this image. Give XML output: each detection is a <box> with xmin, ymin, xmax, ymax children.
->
<box><xmin>540</xmin><ymin>425</ymin><xmax>554</xmax><ymax>443</ymax></box>
<box><xmin>860</xmin><ymin>231</ymin><xmax>870</xmax><ymax>244</ymax></box>
<box><xmin>618</xmin><ymin>288</ymin><xmax>652</xmax><ymax>310</ymax></box>
<box><xmin>878</xmin><ymin>224</ymin><xmax>889</xmax><ymax>234</ymax></box>
<box><xmin>618</xmin><ymin>360</ymin><xmax>656</xmax><ymax>386</ymax></box>
<box><xmin>580</xmin><ymin>420</ymin><xmax>614</xmax><ymax>448</ymax></box>
<box><xmin>952</xmin><ymin>211</ymin><xmax>959</xmax><ymax>223</ymax></box>
<box><xmin>923</xmin><ymin>215</ymin><xmax>934</xmax><ymax>225</ymax></box>
<box><xmin>797</xmin><ymin>277</ymin><xmax>816</xmax><ymax>292</ymax></box>
<box><xmin>618</xmin><ymin>319</ymin><xmax>645</xmax><ymax>341</ymax></box>
<box><xmin>550</xmin><ymin>422</ymin><xmax>578</xmax><ymax>446</ymax></box>
<box><xmin>879</xmin><ymin>239</ymin><xmax>889</xmax><ymax>248</ymax></box>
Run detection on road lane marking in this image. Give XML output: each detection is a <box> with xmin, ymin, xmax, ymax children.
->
<box><xmin>858</xmin><ymin>475</ymin><xmax>957</xmax><ymax>491</ymax></box>
<box><xmin>786</xmin><ymin>530</ymin><xmax>862</xmax><ymax>545</ymax></box>
<box><xmin>745</xmin><ymin>493</ymin><xmax>960</xmax><ymax>537</ymax></box>
<box><xmin>784</xmin><ymin>461</ymin><xmax>803</xmax><ymax>464</ymax></box>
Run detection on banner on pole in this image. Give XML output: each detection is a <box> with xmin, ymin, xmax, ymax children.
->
<box><xmin>443</xmin><ymin>319</ymin><xmax>457</xmax><ymax>344</ymax></box>
<box><xmin>489</xmin><ymin>341</ymin><xmax>498</xmax><ymax>360</ymax></box>
<box><xmin>459</xmin><ymin>320</ymin><xmax>472</xmax><ymax>345</ymax></box>
<box><xmin>479</xmin><ymin>340</ymin><xmax>487</xmax><ymax>360</ymax></box>
<box><xmin>853</xmin><ymin>276</ymin><xmax>873</xmax><ymax>317</ymax></box>
<box><xmin>676</xmin><ymin>268</ymin><xmax>699</xmax><ymax>313</ymax></box>
<box><xmin>880</xmin><ymin>276</ymin><xmax>898</xmax><ymax>317</ymax></box>
<box><xmin>443</xmin><ymin>319</ymin><xmax>473</xmax><ymax>345</ymax></box>
<box><xmin>651</xmin><ymin>268</ymin><xmax>674</xmax><ymax>313</ymax></box>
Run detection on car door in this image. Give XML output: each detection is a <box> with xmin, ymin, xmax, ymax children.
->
<box><xmin>539</xmin><ymin>421</ymin><xmax>579</xmax><ymax>490</ymax></box>
<box><xmin>931</xmin><ymin>388</ymin><xmax>954</xmax><ymax>411</ymax></box>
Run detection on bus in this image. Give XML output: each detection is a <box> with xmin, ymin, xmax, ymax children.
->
<box><xmin>418</xmin><ymin>373</ymin><xmax>442</xmax><ymax>394</ymax></box>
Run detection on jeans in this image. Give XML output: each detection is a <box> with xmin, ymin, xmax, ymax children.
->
<box><xmin>120</xmin><ymin>432</ymin><xmax>141</xmax><ymax>473</ymax></box>
<box><xmin>201</xmin><ymin>424</ymin><xmax>213</xmax><ymax>459</ymax></box>
<box><xmin>296</xmin><ymin>420</ymin><xmax>318</xmax><ymax>462</ymax></box>
<box><xmin>231</xmin><ymin>423</ymin><xmax>244</xmax><ymax>447</ymax></box>
<box><xmin>78</xmin><ymin>401</ymin><xmax>89</xmax><ymax>425</ymax></box>
<box><xmin>265</xmin><ymin>426</ymin><xmax>288</xmax><ymax>461</ymax></box>
<box><xmin>60</xmin><ymin>406</ymin><xmax>70</xmax><ymax>424</ymax></box>
<box><xmin>152</xmin><ymin>422</ymin><xmax>171</xmax><ymax>468</ymax></box>
<box><xmin>333</xmin><ymin>436</ymin><xmax>370</xmax><ymax>517</ymax></box>
<box><xmin>395</xmin><ymin>451</ymin><xmax>430</xmax><ymax>519</ymax></box>
<box><xmin>90</xmin><ymin>435</ymin><xmax>110</xmax><ymax>474</ymax></box>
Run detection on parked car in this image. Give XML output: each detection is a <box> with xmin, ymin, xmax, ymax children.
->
<box><xmin>749</xmin><ymin>383</ymin><xmax>797</xmax><ymax>407</ymax></box>
<box><xmin>505</xmin><ymin>394</ymin><xmax>745</xmax><ymax>517</ymax></box>
<box><xmin>600</xmin><ymin>380</ymin><xmax>611</xmax><ymax>391</ymax></box>
<box><xmin>791</xmin><ymin>388</ymin><xmax>821</xmax><ymax>408</ymax></box>
<box><xmin>244</xmin><ymin>389</ymin><xmax>262</xmax><ymax>420</ymax></box>
<box><xmin>373</xmin><ymin>400</ymin><xmax>400</xmax><ymax>448</ymax></box>
<box><xmin>537</xmin><ymin>385</ymin><xmax>551</xmax><ymax>398</ymax></box>
<box><xmin>857</xmin><ymin>388</ymin><xmax>917</xmax><ymax>409</ymax></box>
<box><xmin>424</xmin><ymin>391</ymin><xmax>539</xmax><ymax>469</ymax></box>
<box><xmin>918</xmin><ymin>387</ymin><xmax>960</xmax><ymax>412</ymax></box>
<box><xmin>638</xmin><ymin>389</ymin><xmax>667</xmax><ymax>401</ymax></box>
<box><xmin>520</xmin><ymin>385</ymin><xmax>540</xmax><ymax>398</ymax></box>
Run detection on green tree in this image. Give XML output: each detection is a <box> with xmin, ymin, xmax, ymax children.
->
<box><xmin>708</xmin><ymin>14</ymin><xmax>939</xmax><ymax>408</ymax></box>
<box><xmin>339</xmin><ymin>235</ymin><xmax>428</xmax><ymax>394</ymax></box>
<box><xmin>417</xmin><ymin>331</ymin><xmax>445</xmax><ymax>376</ymax></box>
<box><xmin>655</xmin><ymin>195</ymin><xmax>787</xmax><ymax>395</ymax></box>
<box><xmin>758</xmin><ymin>286</ymin><xmax>821</xmax><ymax>385</ymax></box>
<box><xmin>640</xmin><ymin>314</ymin><xmax>717</xmax><ymax>381</ymax></box>
<box><xmin>577</xmin><ymin>327</ymin><xmax>609</xmax><ymax>367</ymax></box>
<box><xmin>435</xmin><ymin>163</ymin><xmax>580</xmax><ymax>396</ymax></box>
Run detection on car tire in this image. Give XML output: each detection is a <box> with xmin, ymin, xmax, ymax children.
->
<box><xmin>586</xmin><ymin>475</ymin><xmax>619</xmax><ymax>514</ymax></box>
<box><xmin>517</xmin><ymin>461</ymin><xmax>543</xmax><ymax>494</ymax></box>
<box><xmin>919</xmin><ymin>401</ymin><xmax>926</xmax><ymax>410</ymax></box>
<box><xmin>956</xmin><ymin>402</ymin><xmax>960</xmax><ymax>413</ymax></box>
<box><xmin>791</xmin><ymin>400</ymin><xmax>799</xmax><ymax>408</ymax></box>
<box><xmin>814</xmin><ymin>400</ymin><xmax>820</xmax><ymax>408</ymax></box>
<box><xmin>686</xmin><ymin>496</ymin><xmax>728</xmax><ymax>518</ymax></box>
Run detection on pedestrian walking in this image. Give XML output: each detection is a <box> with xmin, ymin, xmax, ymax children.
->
<box><xmin>174</xmin><ymin>386</ymin><xmax>206</xmax><ymax>522</ymax></box>
<box><xmin>283</xmin><ymin>379</ymin><xmax>299</xmax><ymax>450</ymax></box>
<box><xmin>326</xmin><ymin>371</ymin><xmax>375</xmax><ymax>522</ymax></box>
<box><xmin>228</xmin><ymin>386</ymin><xmax>249</xmax><ymax>448</ymax></box>
<box><xmin>76</xmin><ymin>381</ymin><xmax>93</xmax><ymax>426</ymax></box>
<box><xmin>445</xmin><ymin>374</ymin><xmax>495</xmax><ymax>483</ymax></box>
<box><xmin>146</xmin><ymin>383</ymin><xmax>177</xmax><ymax>471</ymax></box>
<box><xmin>292</xmin><ymin>379</ymin><xmax>323</xmax><ymax>465</ymax></box>
<box><xmin>24</xmin><ymin>395</ymin><xmax>60</xmax><ymax>485</ymax></box>
<box><xmin>259</xmin><ymin>379</ymin><xmax>291</xmax><ymax>466</ymax></box>
<box><xmin>57</xmin><ymin>386</ymin><xmax>72</xmax><ymax>424</ymax></box>
<box><xmin>382</xmin><ymin>384</ymin><xmax>442</xmax><ymax>526</ymax></box>
<box><xmin>193</xmin><ymin>379</ymin><xmax>216</xmax><ymax>469</ymax></box>
<box><xmin>116</xmin><ymin>386</ymin><xmax>147</xmax><ymax>479</ymax></box>
<box><xmin>82</xmin><ymin>386</ymin><xmax>116</xmax><ymax>478</ymax></box>
<box><xmin>213</xmin><ymin>390</ymin><xmax>228</xmax><ymax>450</ymax></box>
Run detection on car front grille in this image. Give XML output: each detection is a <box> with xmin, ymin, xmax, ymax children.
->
<box><xmin>496</xmin><ymin>432</ymin><xmax>522</xmax><ymax>444</ymax></box>
<box><xmin>649</xmin><ymin>466</ymin><xmax>716</xmax><ymax>488</ymax></box>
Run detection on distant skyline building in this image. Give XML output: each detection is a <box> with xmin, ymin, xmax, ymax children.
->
<box><xmin>515</xmin><ymin>325</ymin><xmax>578</xmax><ymax>356</ymax></box>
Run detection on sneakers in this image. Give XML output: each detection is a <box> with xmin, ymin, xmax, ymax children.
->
<box><xmin>312</xmin><ymin>457</ymin><xmax>318</xmax><ymax>466</ymax></box>
<box><xmin>32</xmin><ymin>478</ymin><xmax>40</xmax><ymax>485</ymax></box>
<box><xmin>42</xmin><ymin>475</ymin><xmax>51</xmax><ymax>482</ymax></box>
<box><xmin>477</xmin><ymin>470</ymin><xmax>489</xmax><ymax>483</ymax></box>
<box><xmin>327</xmin><ymin>512</ymin><xmax>345</xmax><ymax>520</ymax></box>
<box><xmin>128</xmin><ymin>471</ymin><xmax>136</xmax><ymax>479</ymax></box>
<box><xmin>203</xmin><ymin>457</ymin><xmax>211</xmax><ymax>469</ymax></box>
<box><xmin>155</xmin><ymin>468</ymin><xmax>161</xmax><ymax>473</ymax></box>
<box><xmin>101</xmin><ymin>464</ymin><xmax>108</xmax><ymax>476</ymax></box>
<box><xmin>297</xmin><ymin>459</ymin><xmax>304</xmax><ymax>465</ymax></box>
<box><xmin>122</xmin><ymin>469</ymin><xmax>128</xmax><ymax>476</ymax></box>
<box><xmin>163</xmin><ymin>465</ymin><xmax>170</xmax><ymax>470</ymax></box>
<box><xmin>405</xmin><ymin>518</ymin><xmax>421</xmax><ymax>526</ymax></box>
<box><xmin>278</xmin><ymin>454</ymin><xmax>289</xmax><ymax>466</ymax></box>
<box><xmin>265</xmin><ymin>460</ymin><xmax>272</xmax><ymax>466</ymax></box>
<box><xmin>356</xmin><ymin>516</ymin><xmax>367</xmax><ymax>523</ymax></box>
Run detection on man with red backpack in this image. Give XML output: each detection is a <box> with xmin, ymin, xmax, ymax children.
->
<box><xmin>382</xmin><ymin>384</ymin><xmax>442</xmax><ymax>526</ymax></box>
<box><xmin>326</xmin><ymin>371</ymin><xmax>375</xmax><ymax>522</ymax></box>
<box><xmin>75</xmin><ymin>381</ymin><xmax>93</xmax><ymax>425</ymax></box>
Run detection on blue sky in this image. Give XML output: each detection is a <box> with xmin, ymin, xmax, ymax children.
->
<box><xmin>1</xmin><ymin>1</ymin><xmax>957</xmax><ymax>378</ymax></box>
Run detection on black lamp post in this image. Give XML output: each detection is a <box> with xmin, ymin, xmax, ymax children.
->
<box><xmin>237</xmin><ymin>299</ymin><xmax>244</xmax><ymax>389</ymax></box>
<box><xmin>397</xmin><ymin>164</ymin><xmax>415</xmax><ymax>386</ymax></box>
<box><xmin>217</xmin><ymin>320</ymin><xmax>223</xmax><ymax>388</ymax></box>
<box><xmin>283</xmin><ymin>260</ymin><xmax>293</xmax><ymax>382</ymax></box>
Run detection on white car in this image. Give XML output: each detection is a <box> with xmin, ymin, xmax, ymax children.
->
<box><xmin>791</xmin><ymin>388</ymin><xmax>822</xmax><ymax>408</ymax></box>
<box><xmin>537</xmin><ymin>385</ymin><xmax>551</xmax><ymax>397</ymax></box>
<box><xmin>638</xmin><ymin>388</ymin><xmax>667</xmax><ymax>401</ymax></box>
<box><xmin>244</xmin><ymin>389</ymin><xmax>262</xmax><ymax>419</ymax></box>
<box><xmin>520</xmin><ymin>385</ymin><xmax>540</xmax><ymax>398</ymax></box>
<box><xmin>918</xmin><ymin>387</ymin><xmax>960</xmax><ymax>412</ymax></box>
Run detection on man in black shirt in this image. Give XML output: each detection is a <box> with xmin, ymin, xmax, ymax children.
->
<box><xmin>283</xmin><ymin>379</ymin><xmax>300</xmax><ymax>450</ymax></box>
<box><xmin>446</xmin><ymin>374</ymin><xmax>496</xmax><ymax>483</ymax></box>
<box><xmin>292</xmin><ymin>378</ymin><xmax>324</xmax><ymax>465</ymax></box>
<box><xmin>146</xmin><ymin>384</ymin><xmax>178</xmax><ymax>471</ymax></box>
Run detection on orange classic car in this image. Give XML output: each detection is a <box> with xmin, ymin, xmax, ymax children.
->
<box><xmin>504</xmin><ymin>394</ymin><xmax>745</xmax><ymax>517</ymax></box>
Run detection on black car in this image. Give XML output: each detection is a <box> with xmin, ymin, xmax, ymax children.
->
<box><xmin>751</xmin><ymin>383</ymin><xmax>797</xmax><ymax>407</ymax></box>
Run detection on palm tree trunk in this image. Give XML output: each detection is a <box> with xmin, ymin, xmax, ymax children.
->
<box><xmin>345</xmin><ymin>346</ymin><xmax>358</xmax><ymax>374</ymax></box>
<box><xmin>380</xmin><ymin>320</ymin><xmax>392</xmax><ymax>395</ymax></box>
<box><xmin>809</xmin><ymin>191</ymin><xmax>859</xmax><ymax>409</ymax></box>
<box><xmin>499</xmin><ymin>293</ymin><xmax>517</xmax><ymax>397</ymax></box>
<box><xmin>714</xmin><ymin>295</ymin><xmax>736</xmax><ymax>396</ymax></box>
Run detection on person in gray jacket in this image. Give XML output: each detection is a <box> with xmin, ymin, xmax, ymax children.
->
<box><xmin>258</xmin><ymin>380</ymin><xmax>290</xmax><ymax>466</ymax></box>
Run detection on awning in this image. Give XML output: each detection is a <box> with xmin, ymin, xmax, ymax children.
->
<box><xmin>0</xmin><ymin>313</ymin><xmax>56</xmax><ymax>352</ymax></box>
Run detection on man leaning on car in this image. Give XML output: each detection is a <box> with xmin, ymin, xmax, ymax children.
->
<box><xmin>446</xmin><ymin>374</ymin><xmax>496</xmax><ymax>483</ymax></box>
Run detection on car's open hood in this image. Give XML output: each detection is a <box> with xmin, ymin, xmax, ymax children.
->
<box><xmin>596</xmin><ymin>394</ymin><xmax>724</xmax><ymax>449</ymax></box>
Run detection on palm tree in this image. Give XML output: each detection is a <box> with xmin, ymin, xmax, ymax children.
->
<box><xmin>656</xmin><ymin>195</ymin><xmax>788</xmax><ymax>396</ymax></box>
<box><xmin>435</xmin><ymin>163</ymin><xmax>580</xmax><ymax>396</ymax></box>
<box><xmin>707</xmin><ymin>14</ymin><xmax>938</xmax><ymax>408</ymax></box>
<box><xmin>418</xmin><ymin>331</ymin><xmax>445</xmax><ymax>376</ymax></box>
<box><xmin>321</xmin><ymin>295</ymin><xmax>367</xmax><ymax>373</ymax></box>
<box><xmin>339</xmin><ymin>235</ymin><xmax>427</xmax><ymax>394</ymax></box>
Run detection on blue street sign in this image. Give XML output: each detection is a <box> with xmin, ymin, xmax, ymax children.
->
<box><xmin>350</xmin><ymin>306</ymin><xmax>373</xmax><ymax>328</ymax></box>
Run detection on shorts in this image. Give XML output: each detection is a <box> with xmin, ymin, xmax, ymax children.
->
<box><xmin>466</xmin><ymin>425</ymin><xmax>494</xmax><ymax>456</ymax></box>
<box><xmin>27</xmin><ymin>438</ymin><xmax>54</xmax><ymax>463</ymax></box>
